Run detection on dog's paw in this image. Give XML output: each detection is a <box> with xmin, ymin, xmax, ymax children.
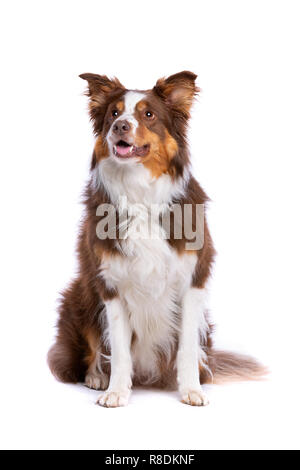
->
<box><xmin>85</xmin><ymin>372</ymin><xmax>109</xmax><ymax>391</ymax></box>
<box><xmin>96</xmin><ymin>389</ymin><xmax>130</xmax><ymax>408</ymax></box>
<box><xmin>181</xmin><ymin>388</ymin><xmax>209</xmax><ymax>407</ymax></box>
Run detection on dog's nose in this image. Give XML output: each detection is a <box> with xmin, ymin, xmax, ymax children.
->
<box><xmin>112</xmin><ymin>120</ymin><xmax>131</xmax><ymax>136</ymax></box>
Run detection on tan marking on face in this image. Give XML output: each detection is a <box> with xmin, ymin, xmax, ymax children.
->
<box><xmin>136</xmin><ymin>100</ymin><xmax>147</xmax><ymax>112</ymax></box>
<box><xmin>135</xmin><ymin>126</ymin><xmax>178</xmax><ymax>178</ymax></box>
<box><xmin>94</xmin><ymin>135</ymin><xmax>109</xmax><ymax>162</ymax></box>
<box><xmin>116</xmin><ymin>100</ymin><xmax>124</xmax><ymax>112</ymax></box>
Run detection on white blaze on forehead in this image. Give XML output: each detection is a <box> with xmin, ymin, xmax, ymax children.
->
<box><xmin>119</xmin><ymin>90</ymin><xmax>146</xmax><ymax>134</ymax></box>
<box><xmin>124</xmin><ymin>91</ymin><xmax>146</xmax><ymax>114</ymax></box>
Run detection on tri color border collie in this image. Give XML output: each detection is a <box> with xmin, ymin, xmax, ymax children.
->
<box><xmin>48</xmin><ymin>71</ymin><xmax>265</xmax><ymax>407</ymax></box>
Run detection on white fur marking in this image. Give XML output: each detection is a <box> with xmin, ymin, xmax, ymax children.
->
<box><xmin>95</xmin><ymin>156</ymin><xmax>189</xmax><ymax>206</ymax></box>
<box><xmin>177</xmin><ymin>287</ymin><xmax>210</xmax><ymax>406</ymax></box>
<box><xmin>123</xmin><ymin>91</ymin><xmax>146</xmax><ymax>133</ymax></box>
<box><xmin>96</xmin><ymin>298</ymin><xmax>132</xmax><ymax>407</ymax></box>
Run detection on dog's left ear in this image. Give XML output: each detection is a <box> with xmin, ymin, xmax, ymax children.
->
<box><xmin>153</xmin><ymin>71</ymin><xmax>199</xmax><ymax>117</ymax></box>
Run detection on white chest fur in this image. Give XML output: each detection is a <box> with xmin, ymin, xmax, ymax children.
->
<box><xmin>100</xmin><ymin>211</ymin><xmax>197</xmax><ymax>381</ymax></box>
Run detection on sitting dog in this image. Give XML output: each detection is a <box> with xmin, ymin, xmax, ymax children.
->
<box><xmin>48</xmin><ymin>71</ymin><xmax>265</xmax><ymax>407</ymax></box>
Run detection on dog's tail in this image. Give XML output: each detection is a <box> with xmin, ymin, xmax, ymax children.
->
<box><xmin>47</xmin><ymin>336</ymin><xmax>86</xmax><ymax>384</ymax></box>
<box><xmin>48</xmin><ymin>279</ymin><xmax>94</xmax><ymax>384</ymax></box>
<box><xmin>201</xmin><ymin>349</ymin><xmax>268</xmax><ymax>384</ymax></box>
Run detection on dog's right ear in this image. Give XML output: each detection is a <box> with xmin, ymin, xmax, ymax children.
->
<box><xmin>79</xmin><ymin>73</ymin><xmax>125</xmax><ymax>135</ymax></box>
<box><xmin>79</xmin><ymin>73</ymin><xmax>125</xmax><ymax>108</ymax></box>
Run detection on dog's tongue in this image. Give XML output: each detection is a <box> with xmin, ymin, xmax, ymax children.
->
<box><xmin>116</xmin><ymin>144</ymin><xmax>132</xmax><ymax>156</ymax></box>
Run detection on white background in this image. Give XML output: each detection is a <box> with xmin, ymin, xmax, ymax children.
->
<box><xmin>0</xmin><ymin>0</ymin><xmax>299</xmax><ymax>450</ymax></box>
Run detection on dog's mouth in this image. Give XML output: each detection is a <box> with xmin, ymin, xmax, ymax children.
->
<box><xmin>113</xmin><ymin>140</ymin><xmax>150</xmax><ymax>159</ymax></box>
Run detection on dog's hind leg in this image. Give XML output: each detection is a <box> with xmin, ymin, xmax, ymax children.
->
<box><xmin>48</xmin><ymin>278</ymin><xmax>107</xmax><ymax>386</ymax></box>
<box><xmin>84</xmin><ymin>329</ymin><xmax>109</xmax><ymax>391</ymax></box>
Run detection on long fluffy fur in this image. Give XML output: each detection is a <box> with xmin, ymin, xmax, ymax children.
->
<box><xmin>202</xmin><ymin>349</ymin><xmax>267</xmax><ymax>384</ymax></box>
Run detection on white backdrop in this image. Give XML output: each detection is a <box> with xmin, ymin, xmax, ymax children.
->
<box><xmin>0</xmin><ymin>0</ymin><xmax>299</xmax><ymax>450</ymax></box>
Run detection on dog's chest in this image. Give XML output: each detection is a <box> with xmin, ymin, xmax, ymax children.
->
<box><xmin>100</xmin><ymin>213</ymin><xmax>197</xmax><ymax>380</ymax></box>
<box><xmin>101</xmin><ymin>209</ymin><xmax>196</xmax><ymax>305</ymax></box>
<box><xmin>102</xmin><ymin>219</ymin><xmax>179</xmax><ymax>307</ymax></box>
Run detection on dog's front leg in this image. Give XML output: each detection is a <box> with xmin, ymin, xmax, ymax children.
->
<box><xmin>97</xmin><ymin>298</ymin><xmax>132</xmax><ymax>408</ymax></box>
<box><xmin>177</xmin><ymin>287</ymin><xmax>210</xmax><ymax>406</ymax></box>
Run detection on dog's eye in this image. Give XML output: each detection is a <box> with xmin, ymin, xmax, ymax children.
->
<box><xmin>145</xmin><ymin>111</ymin><xmax>154</xmax><ymax>119</ymax></box>
<box><xmin>112</xmin><ymin>110</ymin><xmax>119</xmax><ymax>117</ymax></box>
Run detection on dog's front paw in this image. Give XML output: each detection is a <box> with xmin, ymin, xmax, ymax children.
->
<box><xmin>180</xmin><ymin>388</ymin><xmax>209</xmax><ymax>407</ymax></box>
<box><xmin>85</xmin><ymin>372</ymin><xmax>109</xmax><ymax>391</ymax></box>
<box><xmin>96</xmin><ymin>389</ymin><xmax>130</xmax><ymax>408</ymax></box>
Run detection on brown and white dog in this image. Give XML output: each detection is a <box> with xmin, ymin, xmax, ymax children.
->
<box><xmin>48</xmin><ymin>71</ymin><xmax>265</xmax><ymax>407</ymax></box>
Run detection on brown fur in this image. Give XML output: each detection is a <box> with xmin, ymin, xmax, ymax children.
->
<box><xmin>154</xmin><ymin>71</ymin><xmax>200</xmax><ymax>119</ymax></box>
<box><xmin>48</xmin><ymin>71</ymin><xmax>266</xmax><ymax>391</ymax></box>
<box><xmin>202</xmin><ymin>350</ymin><xmax>268</xmax><ymax>384</ymax></box>
<box><xmin>92</xmin><ymin>135</ymin><xmax>109</xmax><ymax>167</ymax></box>
<box><xmin>136</xmin><ymin>127</ymin><xmax>178</xmax><ymax>178</ymax></box>
<box><xmin>84</xmin><ymin>328</ymin><xmax>101</xmax><ymax>370</ymax></box>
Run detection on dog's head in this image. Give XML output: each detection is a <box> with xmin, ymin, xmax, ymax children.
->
<box><xmin>80</xmin><ymin>72</ymin><xmax>199</xmax><ymax>178</ymax></box>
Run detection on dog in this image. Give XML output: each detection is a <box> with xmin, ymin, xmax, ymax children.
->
<box><xmin>48</xmin><ymin>71</ymin><xmax>265</xmax><ymax>407</ymax></box>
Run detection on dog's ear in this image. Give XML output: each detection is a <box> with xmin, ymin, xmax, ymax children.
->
<box><xmin>79</xmin><ymin>73</ymin><xmax>125</xmax><ymax>107</ymax></box>
<box><xmin>79</xmin><ymin>73</ymin><xmax>125</xmax><ymax>134</ymax></box>
<box><xmin>153</xmin><ymin>71</ymin><xmax>199</xmax><ymax>117</ymax></box>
